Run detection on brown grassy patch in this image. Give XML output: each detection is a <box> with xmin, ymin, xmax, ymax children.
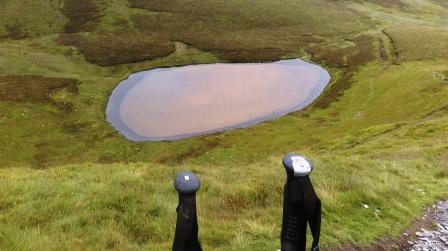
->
<box><xmin>222</xmin><ymin>193</ymin><xmax>248</xmax><ymax>211</ymax></box>
<box><xmin>128</xmin><ymin>0</ymin><xmax>367</xmax><ymax>35</ymax></box>
<box><xmin>308</xmin><ymin>35</ymin><xmax>378</xmax><ymax>68</ymax></box>
<box><xmin>156</xmin><ymin>137</ymin><xmax>223</xmax><ymax>165</ymax></box>
<box><xmin>308</xmin><ymin>47</ymin><xmax>347</xmax><ymax>67</ymax></box>
<box><xmin>309</xmin><ymin>35</ymin><xmax>378</xmax><ymax>108</ymax></box>
<box><xmin>57</xmin><ymin>33</ymin><xmax>175</xmax><ymax>66</ymax></box>
<box><xmin>4</xmin><ymin>22</ymin><xmax>29</xmax><ymax>40</ymax></box>
<box><xmin>431</xmin><ymin>0</ymin><xmax>448</xmax><ymax>8</ymax></box>
<box><xmin>207</xmin><ymin>47</ymin><xmax>285</xmax><ymax>62</ymax></box>
<box><xmin>314</xmin><ymin>72</ymin><xmax>354</xmax><ymax>109</ymax></box>
<box><xmin>0</xmin><ymin>75</ymin><xmax>78</xmax><ymax>103</ymax></box>
<box><xmin>140</xmin><ymin>14</ymin><xmax>288</xmax><ymax>61</ymax></box>
<box><xmin>131</xmin><ymin>14</ymin><xmax>319</xmax><ymax>62</ymax></box>
<box><xmin>61</xmin><ymin>0</ymin><xmax>105</xmax><ymax>33</ymax></box>
<box><xmin>385</xmin><ymin>26</ymin><xmax>448</xmax><ymax>61</ymax></box>
<box><xmin>62</xmin><ymin>121</ymin><xmax>94</xmax><ymax>134</ymax></box>
<box><xmin>113</xmin><ymin>18</ymin><xmax>131</xmax><ymax>31</ymax></box>
<box><xmin>129</xmin><ymin>0</ymin><xmax>368</xmax><ymax>62</ymax></box>
<box><xmin>364</xmin><ymin>0</ymin><xmax>410</xmax><ymax>10</ymax></box>
<box><xmin>347</xmin><ymin>0</ymin><xmax>413</xmax><ymax>11</ymax></box>
<box><xmin>346</xmin><ymin>35</ymin><xmax>380</xmax><ymax>66</ymax></box>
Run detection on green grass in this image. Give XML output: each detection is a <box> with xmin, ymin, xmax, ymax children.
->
<box><xmin>1</xmin><ymin>0</ymin><xmax>448</xmax><ymax>250</ymax></box>
<box><xmin>1</xmin><ymin>155</ymin><xmax>447</xmax><ymax>250</ymax></box>
<box><xmin>0</xmin><ymin>0</ymin><xmax>65</xmax><ymax>39</ymax></box>
<box><xmin>384</xmin><ymin>26</ymin><xmax>448</xmax><ymax>61</ymax></box>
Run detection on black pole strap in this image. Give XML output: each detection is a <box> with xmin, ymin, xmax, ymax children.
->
<box><xmin>173</xmin><ymin>172</ymin><xmax>202</xmax><ymax>251</ymax></box>
<box><xmin>173</xmin><ymin>194</ymin><xmax>202</xmax><ymax>251</ymax></box>
<box><xmin>300</xmin><ymin>176</ymin><xmax>321</xmax><ymax>251</ymax></box>
<box><xmin>281</xmin><ymin>177</ymin><xmax>307</xmax><ymax>251</ymax></box>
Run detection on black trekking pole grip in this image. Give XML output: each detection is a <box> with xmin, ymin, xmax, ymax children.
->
<box><xmin>173</xmin><ymin>171</ymin><xmax>202</xmax><ymax>251</ymax></box>
<box><xmin>280</xmin><ymin>153</ymin><xmax>321</xmax><ymax>251</ymax></box>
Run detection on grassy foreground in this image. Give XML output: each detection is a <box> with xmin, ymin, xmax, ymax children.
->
<box><xmin>1</xmin><ymin>155</ymin><xmax>447</xmax><ymax>250</ymax></box>
<box><xmin>1</xmin><ymin>0</ymin><xmax>448</xmax><ymax>250</ymax></box>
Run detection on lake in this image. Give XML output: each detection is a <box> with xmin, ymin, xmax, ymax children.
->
<box><xmin>106</xmin><ymin>59</ymin><xmax>330</xmax><ymax>141</ymax></box>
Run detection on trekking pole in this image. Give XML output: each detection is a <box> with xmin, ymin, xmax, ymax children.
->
<box><xmin>280</xmin><ymin>153</ymin><xmax>321</xmax><ymax>251</ymax></box>
<box><xmin>173</xmin><ymin>171</ymin><xmax>202</xmax><ymax>251</ymax></box>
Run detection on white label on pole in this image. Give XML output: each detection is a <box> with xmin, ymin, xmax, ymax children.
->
<box><xmin>291</xmin><ymin>156</ymin><xmax>311</xmax><ymax>176</ymax></box>
<box><xmin>184</xmin><ymin>175</ymin><xmax>190</xmax><ymax>181</ymax></box>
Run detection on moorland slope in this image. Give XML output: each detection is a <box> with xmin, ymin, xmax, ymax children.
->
<box><xmin>0</xmin><ymin>0</ymin><xmax>447</xmax><ymax>250</ymax></box>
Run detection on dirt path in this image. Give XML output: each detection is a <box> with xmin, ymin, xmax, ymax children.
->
<box><xmin>326</xmin><ymin>199</ymin><xmax>448</xmax><ymax>251</ymax></box>
<box><xmin>406</xmin><ymin>200</ymin><xmax>448</xmax><ymax>251</ymax></box>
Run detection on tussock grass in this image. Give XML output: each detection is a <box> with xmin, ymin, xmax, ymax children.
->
<box><xmin>61</xmin><ymin>0</ymin><xmax>105</xmax><ymax>33</ymax></box>
<box><xmin>0</xmin><ymin>75</ymin><xmax>78</xmax><ymax>103</ymax></box>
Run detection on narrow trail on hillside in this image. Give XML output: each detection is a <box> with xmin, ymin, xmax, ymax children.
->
<box><xmin>327</xmin><ymin>199</ymin><xmax>448</xmax><ymax>251</ymax></box>
<box><xmin>379</xmin><ymin>29</ymin><xmax>399</xmax><ymax>64</ymax></box>
<box><xmin>405</xmin><ymin>200</ymin><xmax>448</xmax><ymax>251</ymax></box>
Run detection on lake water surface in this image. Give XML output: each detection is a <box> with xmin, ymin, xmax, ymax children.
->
<box><xmin>106</xmin><ymin>59</ymin><xmax>330</xmax><ymax>141</ymax></box>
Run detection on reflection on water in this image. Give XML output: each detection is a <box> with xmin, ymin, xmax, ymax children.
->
<box><xmin>106</xmin><ymin>59</ymin><xmax>330</xmax><ymax>141</ymax></box>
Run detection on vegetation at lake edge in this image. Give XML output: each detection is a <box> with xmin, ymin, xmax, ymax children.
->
<box><xmin>0</xmin><ymin>0</ymin><xmax>447</xmax><ymax>250</ymax></box>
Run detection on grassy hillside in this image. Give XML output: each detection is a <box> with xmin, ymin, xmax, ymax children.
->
<box><xmin>0</xmin><ymin>0</ymin><xmax>448</xmax><ymax>250</ymax></box>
